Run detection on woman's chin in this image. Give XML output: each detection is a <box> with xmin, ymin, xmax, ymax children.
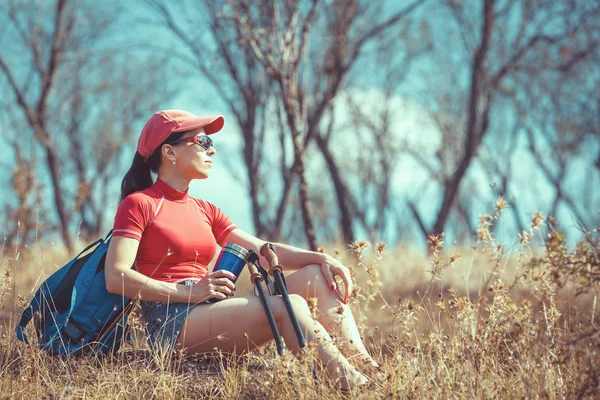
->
<box><xmin>187</xmin><ymin>165</ymin><xmax>211</xmax><ymax>180</ymax></box>
<box><xmin>194</xmin><ymin>171</ymin><xmax>210</xmax><ymax>180</ymax></box>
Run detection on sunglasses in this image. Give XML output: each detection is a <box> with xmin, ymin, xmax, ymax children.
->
<box><xmin>172</xmin><ymin>134</ymin><xmax>214</xmax><ymax>151</ymax></box>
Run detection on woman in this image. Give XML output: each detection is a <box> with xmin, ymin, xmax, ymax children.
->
<box><xmin>105</xmin><ymin>110</ymin><xmax>379</xmax><ymax>389</ymax></box>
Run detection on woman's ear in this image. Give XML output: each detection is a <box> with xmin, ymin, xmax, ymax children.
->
<box><xmin>161</xmin><ymin>144</ymin><xmax>176</xmax><ymax>161</ymax></box>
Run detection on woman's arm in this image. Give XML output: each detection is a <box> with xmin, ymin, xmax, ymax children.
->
<box><xmin>222</xmin><ymin>228</ymin><xmax>353</xmax><ymax>303</ymax></box>
<box><xmin>221</xmin><ymin>228</ymin><xmax>324</xmax><ymax>271</ymax></box>
<box><xmin>105</xmin><ymin>236</ymin><xmax>235</xmax><ymax>303</ymax></box>
<box><xmin>105</xmin><ymin>236</ymin><xmax>196</xmax><ymax>302</ymax></box>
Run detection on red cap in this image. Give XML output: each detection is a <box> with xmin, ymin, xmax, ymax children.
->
<box><xmin>137</xmin><ymin>110</ymin><xmax>224</xmax><ymax>159</ymax></box>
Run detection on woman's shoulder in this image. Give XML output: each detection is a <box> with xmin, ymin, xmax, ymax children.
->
<box><xmin>189</xmin><ymin>197</ymin><xmax>223</xmax><ymax>217</ymax></box>
<box><xmin>189</xmin><ymin>196</ymin><xmax>212</xmax><ymax>211</ymax></box>
<box><xmin>119</xmin><ymin>188</ymin><xmax>163</xmax><ymax>210</ymax></box>
<box><xmin>188</xmin><ymin>194</ymin><xmax>210</xmax><ymax>206</ymax></box>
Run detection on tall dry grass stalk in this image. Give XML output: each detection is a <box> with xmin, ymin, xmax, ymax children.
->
<box><xmin>1</xmin><ymin>200</ymin><xmax>598</xmax><ymax>399</ymax></box>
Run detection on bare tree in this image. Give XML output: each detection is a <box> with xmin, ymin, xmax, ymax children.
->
<box><xmin>237</xmin><ymin>0</ymin><xmax>427</xmax><ymax>249</ymax></box>
<box><xmin>0</xmin><ymin>0</ymin><xmax>172</xmax><ymax>251</ymax></box>
<box><xmin>142</xmin><ymin>0</ymin><xmax>427</xmax><ymax>248</ymax></box>
<box><xmin>427</xmin><ymin>0</ymin><xmax>496</xmax><ymax>240</ymax></box>
<box><xmin>2</xmin><ymin>141</ymin><xmax>48</xmax><ymax>250</ymax></box>
<box><xmin>520</xmin><ymin>16</ymin><xmax>600</xmax><ymax>230</ymax></box>
<box><xmin>408</xmin><ymin>0</ymin><xmax>600</xmax><ymax>244</ymax></box>
<box><xmin>220</xmin><ymin>0</ymin><xmax>324</xmax><ymax>250</ymax></box>
<box><xmin>141</xmin><ymin>0</ymin><xmax>276</xmax><ymax>239</ymax></box>
<box><xmin>139</xmin><ymin>0</ymin><xmax>599</xmax><ymax>250</ymax></box>
<box><xmin>478</xmin><ymin>121</ymin><xmax>526</xmax><ymax>233</ymax></box>
<box><xmin>309</xmin><ymin>1</ymin><xmax>426</xmax><ymax>245</ymax></box>
<box><xmin>343</xmin><ymin>90</ymin><xmax>407</xmax><ymax>244</ymax></box>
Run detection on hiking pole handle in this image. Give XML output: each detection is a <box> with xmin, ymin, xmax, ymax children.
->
<box><xmin>246</xmin><ymin>257</ymin><xmax>263</xmax><ymax>283</ymax></box>
<box><xmin>260</xmin><ymin>243</ymin><xmax>283</xmax><ymax>275</ymax></box>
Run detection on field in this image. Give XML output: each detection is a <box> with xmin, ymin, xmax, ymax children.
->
<box><xmin>0</xmin><ymin>210</ymin><xmax>598</xmax><ymax>399</ymax></box>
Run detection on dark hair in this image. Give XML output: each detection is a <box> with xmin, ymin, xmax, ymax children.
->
<box><xmin>119</xmin><ymin>131</ymin><xmax>186</xmax><ymax>203</ymax></box>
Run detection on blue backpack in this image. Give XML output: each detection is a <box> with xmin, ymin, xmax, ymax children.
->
<box><xmin>15</xmin><ymin>231</ymin><xmax>136</xmax><ymax>356</ymax></box>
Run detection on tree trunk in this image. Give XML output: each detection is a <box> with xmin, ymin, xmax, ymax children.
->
<box><xmin>240</xmin><ymin>115</ymin><xmax>268</xmax><ymax>238</ymax></box>
<box><xmin>279</xmin><ymin>73</ymin><xmax>318</xmax><ymax>249</ymax></box>
<box><xmin>430</xmin><ymin>0</ymin><xmax>495</xmax><ymax>238</ymax></box>
<box><xmin>296</xmin><ymin>155</ymin><xmax>318</xmax><ymax>250</ymax></box>
<box><xmin>315</xmin><ymin>133</ymin><xmax>355</xmax><ymax>245</ymax></box>
<box><xmin>45</xmin><ymin>145</ymin><xmax>74</xmax><ymax>253</ymax></box>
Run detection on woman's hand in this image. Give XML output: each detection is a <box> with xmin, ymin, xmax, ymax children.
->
<box><xmin>193</xmin><ymin>270</ymin><xmax>237</xmax><ymax>302</ymax></box>
<box><xmin>319</xmin><ymin>255</ymin><xmax>353</xmax><ymax>304</ymax></box>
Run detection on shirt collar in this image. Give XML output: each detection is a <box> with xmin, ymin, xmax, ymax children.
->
<box><xmin>154</xmin><ymin>178</ymin><xmax>189</xmax><ymax>201</ymax></box>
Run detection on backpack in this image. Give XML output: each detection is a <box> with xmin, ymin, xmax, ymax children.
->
<box><xmin>15</xmin><ymin>231</ymin><xmax>136</xmax><ymax>356</ymax></box>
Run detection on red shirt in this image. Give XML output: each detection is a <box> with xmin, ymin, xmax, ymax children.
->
<box><xmin>112</xmin><ymin>179</ymin><xmax>237</xmax><ymax>282</ymax></box>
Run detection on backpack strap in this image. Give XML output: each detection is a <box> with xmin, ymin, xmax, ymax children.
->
<box><xmin>15</xmin><ymin>306</ymin><xmax>32</xmax><ymax>344</ymax></box>
<box><xmin>15</xmin><ymin>235</ymin><xmax>107</xmax><ymax>345</ymax></box>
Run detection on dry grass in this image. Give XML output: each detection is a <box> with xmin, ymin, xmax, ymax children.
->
<box><xmin>0</xmin><ymin>205</ymin><xmax>598</xmax><ymax>399</ymax></box>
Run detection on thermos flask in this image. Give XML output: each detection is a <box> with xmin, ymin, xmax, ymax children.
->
<box><xmin>207</xmin><ymin>243</ymin><xmax>249</xmax><ymax>302</ymax></box>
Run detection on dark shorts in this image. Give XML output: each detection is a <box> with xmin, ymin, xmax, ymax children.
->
<box><xmin>140</xmin><ymin>280</ymin><xmax>199</xmax><ymax>351</ymax></box>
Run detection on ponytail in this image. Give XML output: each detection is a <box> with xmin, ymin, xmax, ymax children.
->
<box><xmin>120</xmin><ymin>152</ymin><xmax>153</xmax><ymax>203</ymax></box>
<box><xmin>119</xmin><ymin>131</ymin><xmax>187</xmax><ymax>203</ymax></box>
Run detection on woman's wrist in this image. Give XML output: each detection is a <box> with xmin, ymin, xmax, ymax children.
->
<box><xmin>263</xmin><ymin>242</ymin><xmax>327</xmax><ymax>270</ymax></box>
<box><xmin>310</xmin><ymin>251</ymin><xmax>330</xmax><ymax>266</ymax></box>
<box><xmin>161</xmin><ymin>281</ymin><xmax>196</xmax><ymax>303</ymax></box>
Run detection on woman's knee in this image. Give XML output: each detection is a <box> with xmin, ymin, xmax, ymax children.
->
<box><xmin>286</xmin><ymin>264</ymin><xmax>329</xmax><ymax>298</ymax></box>
<box><xmin>288</xmin><ymin>293</ymin><xmax>311</xmax><ymax>314</ymax></box>
<box><xmin>300</xmin><ymin>263</ymin><xmax>322</xmax><ymax>277</ymax></box>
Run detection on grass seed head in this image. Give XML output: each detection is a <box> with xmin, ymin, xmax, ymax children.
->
<box><xmin>427</xmin><ymin>234</ymin><xmax>444</xmax><ymax>253</ymax></box>
<box><xmin>449</xmin><ymin>251</ymin><xmax>461</xmax><ymax>263</ymax></box>
<box><xmin>496</xmin><ymin>197</ymin><xmax>508</xmax><ymax>211</ymax></box>
<box><xmin>531</xmin><ymin>212</ymin><xmax>544</xmax><ymax>229</ymax></box>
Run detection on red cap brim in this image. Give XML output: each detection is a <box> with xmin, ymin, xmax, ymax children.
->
<box><xmin>173</xmin><ymin>115</ymin><xmax>224</xmax><ymax>135</ymax></box>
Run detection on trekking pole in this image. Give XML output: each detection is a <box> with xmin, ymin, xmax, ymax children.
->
<box><xmin>255</xmin><ymin>245</ymin><xmax>320</xmax><ymax>382</ymax></box>
<box><xmin>246</xmin><ymin>251</ymin><xmax>285</xmax><ymax>356</ymax></box>
<box><xmin>260</xmin><ymin>243</ymin><xmax>307</xmax><ymax>349</ymax></box>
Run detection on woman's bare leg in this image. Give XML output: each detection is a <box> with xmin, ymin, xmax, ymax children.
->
<box><xmin>285</xmin><ymin>264</ymin><xmax>379</xmax><ymax>368</ymax></box>
<box><xmin>177</xmin><ymin>294</ymin><xmax>367</xmax><ymax>388</ymax></box>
